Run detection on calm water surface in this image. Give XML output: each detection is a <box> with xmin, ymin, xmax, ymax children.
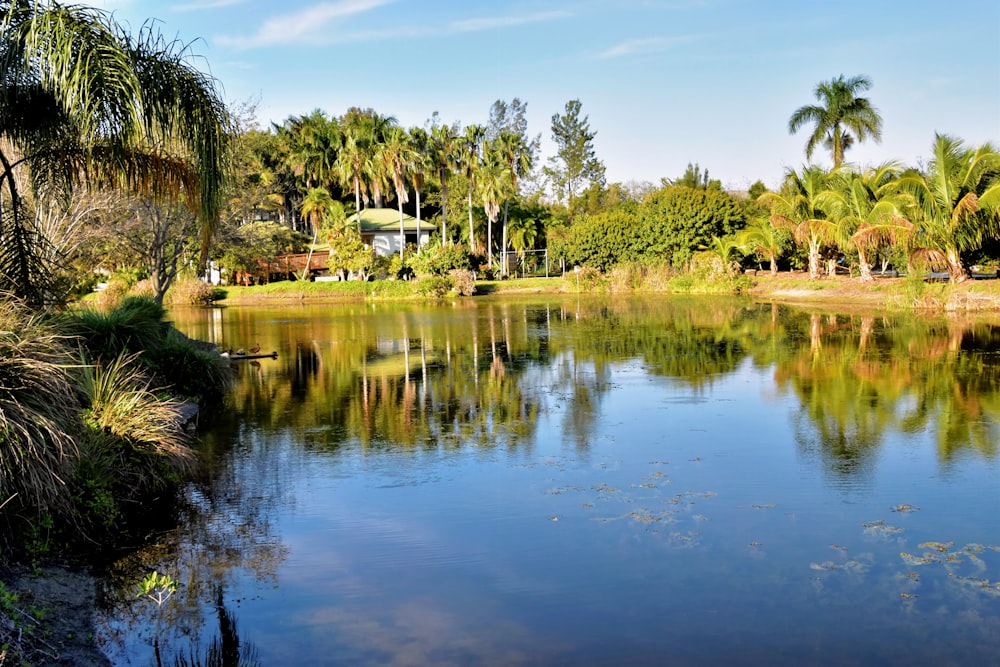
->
<box><xmin>99</xmin><ymin>297</ymin><xmax>1000</xmax><ymax>666</ymax></box>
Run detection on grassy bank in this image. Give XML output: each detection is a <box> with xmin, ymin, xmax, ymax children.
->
<box><xmin>213</xmin><ymin>270</ymin><xmax>1000</xmax><ymax>312</ymax></box>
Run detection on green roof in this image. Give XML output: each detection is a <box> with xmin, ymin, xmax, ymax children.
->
<box><xmin>350</xmin><ymin>208</ymin><xmax>436</xmax><ymax>232</ymax></box>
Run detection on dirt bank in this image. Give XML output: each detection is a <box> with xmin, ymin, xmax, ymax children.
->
<box><xmin>1</xmin><ymin>566</ymin><xmax>110</xmax><ymax>666</ymax></box>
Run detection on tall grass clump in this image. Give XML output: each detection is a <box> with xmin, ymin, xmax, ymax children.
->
<box><xmin>74</xmin><ymin>353</ymin><xmax>194</xmax><ymax>540</ymax></box>
<box><xmin>0</xmin><ymin>301</ymin><xmax>81</xmax><ymax>520</ymax></box>
<box><xmin>65</xmin><ymin>296</ymin><xmax>169</xmax><ymax>361</ymax></box>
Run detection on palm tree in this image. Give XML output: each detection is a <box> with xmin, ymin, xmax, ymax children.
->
<box><xmin>461</xmin><ymin>124</ymin><xmax>486</xmax><ymax>252</ymax></box>
<box><xmin>819</xmin><ymin>163</ymin><xmax>914</xmax><ymax>281</ymax></box>
<box><xmin>380</xmin><ymin>126</ymin><xmax>415</xmax><ymax>259</ymax></box>
<box><xmin>429</xmin><ymin>121</ymin><xmax>459</xmax><ymax>247</ymax></box>
<box><xmin>495</xmin><ymin>131</ymin><xmax>533</xmax><ymax>275</ymax></box>
<box><xmin>788</xmin><ymin>75</ymin><xmax>883</xmax><ymax>168</ymax></box>
<box><xmin>737</xmin><ymin>218</ymin><xmax>787</xmax><ymax>275</ymax></box>
<box><xmin>408</xmin><ymin>126</ymin><xmax>431</xmax><ymax>252</ymax></box>
<box><xmin>298</xmin><ymin>187</ymin><xmax>336</xmax><ymax>280</ymax></box>
<box><xmin>759</xmin><ymin>166</ymin><xmax>835</xmax><ymax>280</ymax></box>
<box><xmin>285</xmin><ymin>109</ymin><xmax>339</xmax><ymax>191</ymax></box>
<box><xmin>479</xmin><ymin>140</ymin><xmax>512</xmax><ymax>268</ymax></box>
<box><xmin>335</xmin><ymin>126</ymin><xmax>372</xmax><ymax>234</ymax></box>
<box><xmin>0</xmin><ymin>2</ymin><xmax>230</xmax><ymax>304</ymax></box>
<box><xmin>901</xmin><ymin>134</ymin><xmax>1000</xmax><ymax>283</ymax></box>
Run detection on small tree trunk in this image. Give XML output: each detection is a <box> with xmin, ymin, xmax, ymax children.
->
<box><xmin>857</xmin><ymin>249</ymin><xmax>874</xmax><ymax>282</ymax></box>
<box><xmin>946</xmin><ymin>247</ymin><xmax>969</xmax><ymax>283</ymax></box>
<box><xmin>769</xmin><ymin>253</ymin><xmax>778</xmax><ymax>275</ymax></box>
<box><xmin>808</xmin><ymin>242</ymin><xmax>821</xmax><ymax>280</ymax></box>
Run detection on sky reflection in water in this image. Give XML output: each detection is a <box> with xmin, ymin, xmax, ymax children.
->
<box><xmin>99</xmin><ymin>298</ymin><xmax>1000</xmax><ymax>666</ymax></box>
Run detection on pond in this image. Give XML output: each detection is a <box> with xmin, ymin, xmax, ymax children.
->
<box><xmin>98</xmin><ymin>296</ymin><xmax>1000</xmax><ymax>666</ymax></box>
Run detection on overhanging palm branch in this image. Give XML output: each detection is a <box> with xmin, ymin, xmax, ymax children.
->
<box><xmin>0</xmin><ymin>1</ymin><xmax>230</xmax><ymax>304</ymax></box>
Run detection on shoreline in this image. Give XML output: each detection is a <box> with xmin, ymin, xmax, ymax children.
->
<box><xmin>211</xmin><ymin>272</ymin><xmax>1000</xmax><ymax>313</ymax></box>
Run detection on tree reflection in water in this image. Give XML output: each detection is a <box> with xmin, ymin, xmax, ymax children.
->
<box><xmin>108</xmin><ymin>297</ymin><xmax>1000</xmax><ymax>662</ymax></box>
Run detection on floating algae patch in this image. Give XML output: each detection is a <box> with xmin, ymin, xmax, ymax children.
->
<box><xmin>862</xmin><ymin>519</ymin><xmax>904</xmax><ymax>538</ymax></box>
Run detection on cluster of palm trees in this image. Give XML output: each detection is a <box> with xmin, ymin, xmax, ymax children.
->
<box><xmin>249</xmin><ymin>107</ymin><xmax>535</xmax><ymax>267</ymax></box>
<box><xmin>744</xmin><ymin>134</ymin><xmax>1000</xmax><ymax>283</ymax></box>
<box><xmin>735</xmin><ymin>75</ymin><xmax>999</xmax><ymax>283</ymax></box>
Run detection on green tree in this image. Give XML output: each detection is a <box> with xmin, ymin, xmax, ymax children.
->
<box><xmin>299</xmin><ymin>187</ymin><xmax>336</xmax><ymax>279</ymax></box>
<box><xmin>0</xmin><ymin>1</ymin><xmax>230</xmax><ymax>304</ymax></box>
<box><xmin>479</xmin><ymin>140</ymin><xmax>512</xmax><ymax>268</ymax></box>
<box><xmin>738</xmin><ymin>218</ymin><xmax>788</xmax><ymax>275</ymax></box>
<box><xmin>428</xmin><ymin>119</ymin><xmax>460</xmax><ymax>247</ymax></box>
<box><xmin>671</xmin><ymin>163</ymin><xmax>721</xmax><ymax>190</ymax></box>
<box><xmin>409</xmin><ymin>126</ymin><xmax>431</xmax><ymax>252</ymax></box>
<box><xmin>901</xmin><ymin>134</ymin><xmax>1000</xmax><ymax>282</ymax></box>
<box><xmin>759</xmin><ymin>167</ymin><xmax>834</xmax><ymax>279</ymax></box>
<box><xmin>544</xmin><ymin>99</ymin><xmax>606</xmax><ymax>208</ymax></box>
<box><xmin>334</xmin><ymin>112</ymin><xmax>376</xmax><ymax>231</ymax></box>
<box><xmin>820</xmin><ymin>163</ymin><xmax>914</xmax><ymax>281</ymax></box>
<box><xmin>379</xmin><ymin>126</ymin><xmax>416</xmax><ymax>259</ymax></box>
<box><xmin>495</xmin><ymin>131</ymin><xmax>533</xmax><ymax>275</ymax></box>
<box><xmin>788</xmin><ymin>75</ymin><xmax>883</xmax><ymax>168</ymax></box>
<box><xmin>461</xmin><ymin>124</ymin><xmax>486</xmax><ymax>252</ymax></box>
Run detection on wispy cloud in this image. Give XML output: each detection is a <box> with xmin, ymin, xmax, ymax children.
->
<box><xmin>448</xmin><ymin>10</ymin><xmax>572</xmax><ymax>33</ymax></box>
<box><xmin>173</xmin><ymin>0</ymin><xmax>247</xmax><ymax>11</ymax></box>
<box><xmin>215</xmin><ymin>0</ymin><xmax>396</xmax><ymax>49</ymax></box>
<box><xmin>217</xmin><ymin>5</ymin><xmax>572</xmax><ymax>50</ymax></box>
<box><xmin>595</xmin><ymin>35</ymin><xmax>699</xmax><ymax>59</ymax></box>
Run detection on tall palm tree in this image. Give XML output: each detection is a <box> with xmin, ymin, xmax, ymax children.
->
<box><xmin>788</xmin><ymin>75</ymin><xmax>883</xmax><ymax>168</ymax></box>
<box><xmin>408</xmin><ymin>126</ymin><xmax>431</xmax><ymax>252</ymax></box>
<box><xmin>479</xmin><ymin>140</ymin><xmax>512</xmax><ymax>268</ymax></box>
<box><xmin>901</xmin><ymin>134</ymin><xmax>1000</xmax><ymax>283</ymax></box>
<box><xmin>495</xmin><ymin>131</ymin><xmax>532</xmax><ymax>275</ymax></box>
<box><xmin>0</xmin><ymin>1</ymin><xmax>230</xmax><ymax>304</ymax></box>
<box><xmin>285</xmin><ymin>109</ymin><xmax>339</xmax><ymax>192</ymax></box>
<box><xmin>379</xmin><ymin>126</ymin><xmax>415</xmax><ymax>259</ymax></box>
<box><xmin>298</xmin><ymin>187</ymin><xmax>335</xmax><ymax>280</ymax></box>
<box><xmin>759</xmin><ymin>166</ymin><xmax>835</xmax><ymax>280</ymax></box>
<box><xmin>819</xmin><ymin>162</ymin><xmax>914</xmax><ymax>281</ymax></box>
<box><xmin>335</xmin><ymin>127</ymin><xmax>371</xmax><ymax>234</ymax></box>
<box><xmin>461</xmin><ymin>124</ymin><xmax>486</xmax><ymax>252</ymax></box>
<box><xmin>429</xmin><ymin>121</ymin><xmax>459</xmax><ymax>247</ymax></box>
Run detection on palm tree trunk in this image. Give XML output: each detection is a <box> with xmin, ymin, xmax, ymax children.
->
<box><xmin>769</xmin><ymin>253</ymin><xmax>778</xmax><ymax>275</ymax></box>
<box><xmin>946</xmin><ymin>246</ymin><xmax>969</xmax><ymax>283</ymax></box>
<box><xmin>502</xmin><ymin>201</ymin><xmax>509</xmax><ymax>276</ymax></box>
<box><xmin>467</xmin><ymin>187</ymin><xmax>475</xmax><ymax>252</ymax></box>
<box><xmin>354</xmin><ymin>181</ymin><xmax>362</xmax><ymax>235</ymax></box>
<box><xmin>415</xmin><ymin>188</ymin><xmax>422</xmax><ymax>253</ymax></box>
<box><xmin>857</xmin><ymin>248</ymin><xmax>874</xmax><ymax>282</ymax></box>
<box><xmin>808</xmin><ymin>241</ymin><xmax>821</xmax><ymax>280</ymax></box>
<box><xmin>441</xmin><ymin>180</ymin><xmax>449</xmax><ymax>247</ymax></box>
<box><xmin>398</xmin><ymin>200</ymin><xmax>405</xmax><ymax>260</ymax></box>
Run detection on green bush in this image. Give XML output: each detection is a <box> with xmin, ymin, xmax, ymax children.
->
<box><xmin>143</xmin><ymin>330</ymin><xmax>232</xmax><ymax>400</ymax></box>
<box><xmin>415</xmin><ymin>276</ymin><xmax>454</xmax><ymax>297</ymax></box>
<box><xmin>410</xmin><ymin>245</ymin><xmax>474</xmax><ymax>276</ymax></box>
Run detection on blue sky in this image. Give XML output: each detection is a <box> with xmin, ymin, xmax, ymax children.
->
<box><xmin>92</xmin><ymin>0</ymin><xmax>998</xmax><ymax>191</ymax></box>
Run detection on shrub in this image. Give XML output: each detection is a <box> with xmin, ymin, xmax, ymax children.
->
<box><xmin>165</xmin><ymin>277</ymin><xmax>217</xmax><ymax>306</ymax></box>
<box><xmin>0</xmin><ymin>301</ymin><xmax>81</xmax><ymax>519</ymax></box>
<box><xmin>415</xmin><ymin>276</ymin><xmax>454</xmax><ymax>297</ymax></box>
<box><xmin>143</xmin><ymin>329</ymin><xmax>233</xmax><ymax>400</ymax></box>
<box><xmin>563</xmin><ymin>266</ymin><xmax>606</xmax><ymax>292</ymax></box>
<box><xmin>410</xmin><ymin>245</ymin><xmax>474</xmax><ymax>276</ymax></box>
<box><xmin>64</xmin><ymin>296</ymin><xmax>169</xmax><ymax>361</ymax></box>
<box><xmin>448</xmin><ymin>269</ymin><xmax>476</xmax><ymax>296</ymax></box>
